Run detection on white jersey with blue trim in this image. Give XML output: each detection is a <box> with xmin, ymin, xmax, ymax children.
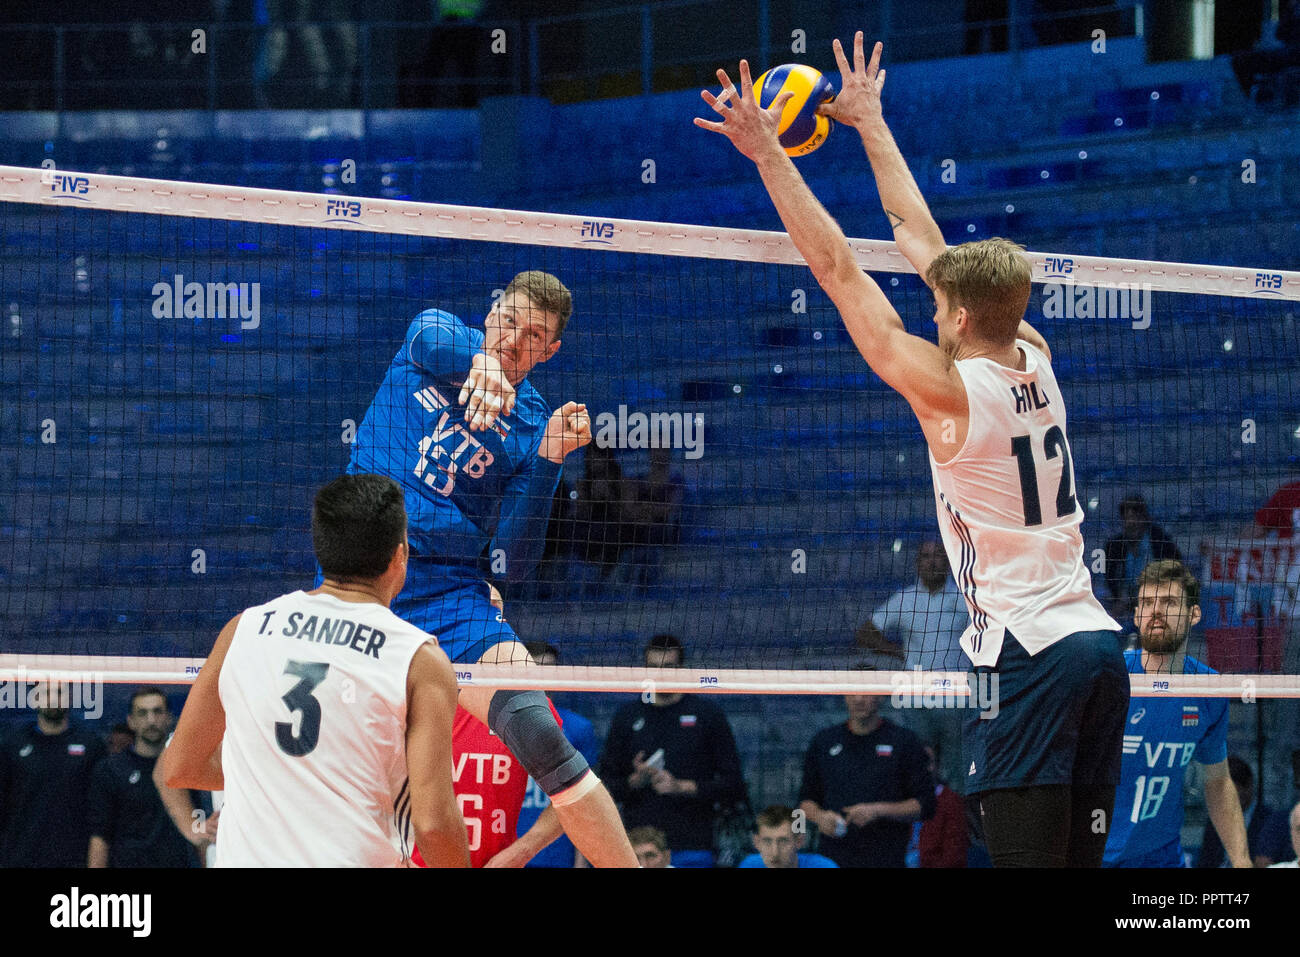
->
<box><xmin>215</xmin><ymin>590</ymin><xmax>433</xmax><ymax>867</ymax></box>
<box><xmin>927</xmin><ymin>340</ymin><xmax>1119</xmax><ymax>667</ymax></box>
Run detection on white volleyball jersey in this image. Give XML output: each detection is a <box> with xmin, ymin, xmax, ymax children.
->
<box><xmin>928</xmin><ymin>340</ymin><xmax>1120</xmax><ymax>667</ymax></box>
<box><xmin>215</xmin><ymin>590</ymin><xmax>433</xmax><ymax>867</ymax></box>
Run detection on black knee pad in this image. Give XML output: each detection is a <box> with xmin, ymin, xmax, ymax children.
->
<box><xmin>487</xmin><ymin>689</ymin><xmax>589</xmax><ymax>797</ymax></box>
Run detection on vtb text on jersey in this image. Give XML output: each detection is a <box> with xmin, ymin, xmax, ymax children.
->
<box><xmin>928</xmin><ymin>340</ymin><xmax>1119</xmax><ymax>667</ymax></box>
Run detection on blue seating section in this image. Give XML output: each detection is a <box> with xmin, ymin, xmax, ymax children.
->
<box><xmin>1</xmin><ymin>38</ymin><xmax>1299</xmax><ymax>667</ymax></box>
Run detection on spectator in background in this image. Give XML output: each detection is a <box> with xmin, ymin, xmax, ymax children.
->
<box><xmin>1196</xmin><ymin>755</ymin><xmax>1290</xmax><ymax>868</ymax></box>
<box><xmin>1104</xmin><ymin>494</ymin><xmax>1182</xmax><ymax>621</ymax></box>
<box><xmin>107</xmin><ymin>722</ymin><xmax>134</xmax><ymax>755</ymax></box>
<box><xmin>856</xmin><ymin>540</ymin><xmax>969</xmax><ymax>794</ymax></box>
<box><xmin>572</xmin><ymin>444</ymin><xmax>632</xmax><ymax>590</ymax></box>
<box><xmin>918</xmin><ymin>745</ymin><xmax>968</xmax><ymax>868</ymax></box>
<box><xmin>1255</xmin><ymin>478</ymin><xmax>1300</xmax><ymax>797</ymax></box>
<box><xmin>88</xmin><ymin>687</ymin><xmax>197</xmax><ymax>868</ymax></box>
<box><xmin>799</xmin><ymin>676</ymin><xmax>936</xmax><ymax>868</ymax></box>
<box><xmin>1266</xmin><ymin>801</ymin><xmax>1299</xmax><ymax>867</ymax></box>
<box><xmin>518</xmin><ymin>640</ymin><xmax>601</xmax><ymax>868</ymax></box>
<box><xmin>0</xmin><ymin>682</ymin><xmax>107</xmax><ymax>867</ymax></box>
<box><xmin>738</xmin><ymin>805</ymin><xmax>837</xmax><ymax>869</ymax></box>
<box><xmin>601</xmin><ymin>635</ymin><xmax>747</xmax><ymax>868</ymax></box>
<box><xmin>255</xmin><ymin>0</ymin><xmax>359</xmax><ymax>108</ymax></box>
<box><xmin>618</xmin><ymin>445</ymin><xmax>685</xmax><ymax>589</ymax></box>
<box><xmin>628</xmin><ymin>825</ymin><xmax>672</xmax><ymax>868</ymax></box>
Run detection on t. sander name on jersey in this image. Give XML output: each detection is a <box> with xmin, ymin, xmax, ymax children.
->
<box><xmin>255</xmin><ymin>609</ymin><xmax>388</xmax><ymax>659</ymax></box>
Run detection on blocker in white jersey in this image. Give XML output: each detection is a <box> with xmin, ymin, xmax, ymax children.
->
<box><xmin>929</xmin><ymin>339</ymin><xmax>1120</xmax><ymax>668</ymax></box>
<box><xmin>707</xmin><ymin>32</ymin><xmax>1129</xmax><ymax>864</ymax></box>
<box><xmin>159</xmin><ymin>473</ymin><xmax>469</xmax><ymax>868</ymax></box>
<box><xmin>214</xmin><ymin>590</ymin><xmax>432</xmax><ymax>867</ymax></box>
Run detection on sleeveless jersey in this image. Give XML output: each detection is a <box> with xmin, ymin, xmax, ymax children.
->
<box><xmin>927</xmin><ymin>340</ymin><xmax>1119</xmax><ymax>667</ymax></box>
<box><xmin>215</xmin><ymin>590</ymin><xmax>433</xmax><ymax>867</ymax></box>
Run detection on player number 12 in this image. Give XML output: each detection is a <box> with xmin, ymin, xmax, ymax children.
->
<box><xmin>1010</xmin><ymin>426</ymin><xmax>1077</xmax><ymax>526</ymax></box>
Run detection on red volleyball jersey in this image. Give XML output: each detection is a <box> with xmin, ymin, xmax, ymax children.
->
<box><xmin>414</xmin><ymin>701</ymin><xmax>561</xmax><ymax>868</ymax></box>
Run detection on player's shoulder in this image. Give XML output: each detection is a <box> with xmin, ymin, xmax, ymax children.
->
<box><xmin>798</xmin><ymin>853</ymin><xmax>839</xmax><ymax>868</ymax></box>
<box><xmin>1181</xmin><ymin>654</ymin><xmax>1217</xmax><ymax>676</ymax></box>
<box><xmin>404</xmin><ymin>308</ymin><xmax>482</xmax><ymax>348</ymax></box>
<box><xmin>512</xmin><ymin>377</ymin><xmax>550</xmax><ymax>422</ymax></box>
<box><xmin>1123</xmin><ymin>648</ymin><xmax>1144</xmax><ymax>672</ymax></box>
<box><xmin>809</xmin><ymin>722</ymin><xmax>845</xmax><ymax>748</ymax></box>
<box><xmin>880</xmin><ymin>718</ymin><xmax>927</xmax><ymax>753</ymax></box>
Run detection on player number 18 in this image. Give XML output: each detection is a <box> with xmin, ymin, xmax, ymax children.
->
<box><xmin>1129</xmin><ymin>774</ymin><xmax>1170</xmax><ymax>823</ymax></box>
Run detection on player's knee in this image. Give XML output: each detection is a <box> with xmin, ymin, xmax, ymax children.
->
<box><xmin>487</xmin><ymin>690</ymin><xmax>590</xmax><ymax>797</ymax></box>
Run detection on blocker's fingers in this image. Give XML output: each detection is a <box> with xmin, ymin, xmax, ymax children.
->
<box><xmin>458</xmin><ymin>373</ymin><xmax>474</xmax><ymax>406</ymax></box>
<box><xmin>702</xmin><ymin>89</ymin><xmax>731</xmax><ymax>116</ymax></box>
<box><xmin>715</xmin><ymin>67</ymin><xmax>736</xmax><ymax>98</ymax></box>
<box><xmin>832</xmin><ymin>36</ymin><xmax>851</xmax><ymax>75</ymax></box>
<box><xmin>768</xmin><ymin>89</ymin><xmax>795</xmax><ymax>117</ymax></box>
<box><xmin>739</xmin><ymin>59</ymin><xmax>753</xmax><ymax>97</ymax></box>
<box><xmin>863</xmin><ymin>36</ymin><xmax>879</xmax><ymax>77</ymax></box>
<box><xmin>694</xmin><ymin>117</ymin><xmax>727</xmax><ymax>133</ymax></box>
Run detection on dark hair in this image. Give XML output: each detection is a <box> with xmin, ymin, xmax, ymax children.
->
<box><xmin>129</xmin><ymin>686</ymin><xmax>168</xmax><ymax>714</ymax></box>
<box><xmin>644</xmin><ymin>633</ymin><xmax>684</xmax><ymax>661</ymax></box>
<box><xmin>524</xmin><ymin>641</ymin><xmax>560</xmax><ymax>662</ymax></box>
<box><xmin>312</xmin><ymin>474</ymin><xmax>407</xmax><ymax>581</ymax></box>
<box><xmin>755</xmin><ymin>805</ymin><xmax>797</xmax><ymax>831</ymax></box>
<box><xmin>1119</xmin><ymin>494</ymin><xmax>1150</xmax><ymax>519</ymax></box>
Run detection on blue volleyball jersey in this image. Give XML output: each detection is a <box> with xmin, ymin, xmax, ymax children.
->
<box><xmin>1102</xmin><ymin>650</ymin><xmax>1229</xmax><ymax>866</ymax></box>
<box><xmin>348</xmin><ymin>309</ymin><xmax>561</xmax><ymax>577</ymax></box>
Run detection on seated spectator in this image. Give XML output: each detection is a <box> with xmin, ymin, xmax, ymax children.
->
<box><xmin>738</xmin><ymin>805</ymin><xmax>837</xmax><ymax>869</ymax></box>
<box><xmin>1104</xmin><ymin>494</ymin><xmax>1182</xmax><ymax>621</ymax></box>
<box><xmin>571</xmin><ymin>444</ymin><xmax>632</xmax><ymax>588</ymax></box>
<box><xmin>88</xmin><ymin>687</ymin><xmax>198</xmax><ymax>868</ymax></box>
<box><xmin>799</xmin><ymin>675</ymin><xmax>936</xmax><ymax>868</ymax></box>
<box><xmin>628</xmin><ymin>826</ymin><xmax>672</xmax><ymax>868</ymax></box>
<box><xmin>600</xmin><ymin>635</ymin><xmax>747</xmax><ymax>868</ymax></box>
<box><xmin>0</xmin><ymin>682</ymin><xmax>107</xmax><ymax>867</ymax></box>
<box><xmin>618</xmin><ymin>446</ymin><xmax>685</xmax><ymax>588</ymax></box>
<box><xmin>1266</xmin><ymin>801</ymin><xmax>1299</xmax><ymax>867</ymax></box>
<box><xmin>856</xmin><ymin>539</ymin><xmax>969</xmax><ymax>794</ymax></box>
<box><xmin>918</xmin><ymin>746</ymin><xmax>968</xmax><ymax>868</ymax></box>
<box><xmin>1196</xmin><ymin>755</ymin><xmax>1291</xmax><ymax>867</ymax></box>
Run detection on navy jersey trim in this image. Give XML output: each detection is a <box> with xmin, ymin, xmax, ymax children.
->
<box><xmin>940</xmin><ymin>493</ymin><xmax>987</xmax><ymax>652</ymax></box>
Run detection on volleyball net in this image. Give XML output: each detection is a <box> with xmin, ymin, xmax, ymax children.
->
<box><xmin>1</xmin><ymin>165</ymin><xmax>1300</xmax><ymax>704</ymax></box>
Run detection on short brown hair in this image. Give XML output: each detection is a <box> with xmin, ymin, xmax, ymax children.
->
<box><xmin>1136</xmin><ymin>559</ymin><xmax>1200</xmax><ymax>607</ymax></box>
<box><xmin>627</xmin><ymin>826</ymin><xmax>668</xmax><ymax>851</ymax></box>
<box><xmin>755</xmin><ymin>805</ymin><xmax>796</xmax><ymax>831</ymax></box>
<box><xmin>502</xmin><ymin>270</ymin><xmax>573</xmax><ymax>340</ymax></box>
<box><xmin>925</xmin><ymin>238</ymin><xmax>1032</xmax><ymax>345</ymax></box>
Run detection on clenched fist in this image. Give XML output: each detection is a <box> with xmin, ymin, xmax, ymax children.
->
<box><xmin>538</xmin><ymin>402</ymin><xmax>592</xmax><ymax>463</ymax></box>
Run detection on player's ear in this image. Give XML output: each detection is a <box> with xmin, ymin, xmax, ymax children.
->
<box><xmin>540</xmin><ymin>338</ymin><xmax>561</xmax><ymax>364</ymax></box>
<box><xmin>1189</xmin><ymin>603</ymin><xmax>1202</xmax><ymax>628</ymax></box>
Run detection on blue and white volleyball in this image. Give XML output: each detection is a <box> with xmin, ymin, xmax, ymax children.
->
<box><xmin>755</xmin><ymin>64</ymin><xmax>836</xmax><ymax>157</ymax></box>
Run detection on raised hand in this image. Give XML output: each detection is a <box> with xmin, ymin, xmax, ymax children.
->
<box><xmin>538</xmin><ymin>401</ymin><xmax>592</xmax><ymax>463</ymax></box>
<box><xmin>693</xmin><ymin>59</ymin><xmax>794</xmax><ymax>162</ymax></box>
<box><xmin>460</xmin><ymin>352</ymin><xmax>516</xmax><ymax>431</ymax></box>
<box><xmin>817</xmin><ymin>33</ymin><xmax>886</xmax><ymax>131</ymax></box>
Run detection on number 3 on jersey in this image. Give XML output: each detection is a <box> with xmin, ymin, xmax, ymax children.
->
<box><xmin>1011</xmin><ymin>425</ymin><xmax>1077</xmax><ymax>526</ymax></box>
<box><xmin>275</xmin><ymin>660</ymin><xmax>330</xmax><ymax>757</ymax></box>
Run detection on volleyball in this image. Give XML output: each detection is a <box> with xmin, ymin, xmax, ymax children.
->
<box><xmin>755</xmin><ymin>63</ymin><xmax>836</xmax><ymax>157</ymax></box>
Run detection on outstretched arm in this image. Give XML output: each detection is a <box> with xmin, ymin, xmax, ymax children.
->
<box><xmin>820</xmin><ymin>34</ymin><xmax>947</xmax><ymax>280</ymax></box>
<box><xmin>694</xmin><ymin>61</ymin><xmax>965</xmax><ymax>435</ymax></box>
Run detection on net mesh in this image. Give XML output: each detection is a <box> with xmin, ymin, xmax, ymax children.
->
<box><xmin>1</xmin><ymin>167</ymin><xmax>1299</xmax><ymax>705</ymax></box>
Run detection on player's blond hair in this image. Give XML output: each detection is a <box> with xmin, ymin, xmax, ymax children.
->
<box><xmin>925</xmin><ymin>238</ymin><xmax>1032</xmax><ymax>346</ymax></box>
<box><xmin>503</xmin><ymin>270</ymin><xmax>573</xmax><ymax>340</ymax></box>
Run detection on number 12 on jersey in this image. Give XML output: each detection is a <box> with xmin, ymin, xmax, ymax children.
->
<box><xmin>1011</xmin><ymin>425</ymin><xmax>1078</xmax><ymax>526</ymax></box>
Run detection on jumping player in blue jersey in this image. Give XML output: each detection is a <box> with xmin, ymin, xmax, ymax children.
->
<box><xmin>345</xmin><ymin>270</ymin><xmax>636</xmax><ymax>867</ymax></box>
<box><xmin>699</xmin><ymin>36</ymin><xmax>1129</xmax><ymax>866</ymax></box>
<box><xmin>1103</xmin><ymin>560</ymin><xmax>1250</xmax><ymax>867</ymax></box>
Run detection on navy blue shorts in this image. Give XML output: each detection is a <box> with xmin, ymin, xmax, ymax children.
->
<box><xmin>315</xmin><ymin>558</ymin><xmax>517</xmax><ymax>664</ymax></box>
<box><xmin>964</xmin><ymin>628</ymin><xmax>1128</xmax><ymax>795</ymax></box>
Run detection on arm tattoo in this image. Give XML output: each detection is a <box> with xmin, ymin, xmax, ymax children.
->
<box><xmin>886</xmin><ymin>209</ymin><xmax>905</xmax><ymax>231</ymax></box>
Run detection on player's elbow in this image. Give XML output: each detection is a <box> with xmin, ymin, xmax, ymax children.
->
<box><xmin>413</xmin><ymin>819</ymin><xmax>470</xmax><ymax>868</ymax></box>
